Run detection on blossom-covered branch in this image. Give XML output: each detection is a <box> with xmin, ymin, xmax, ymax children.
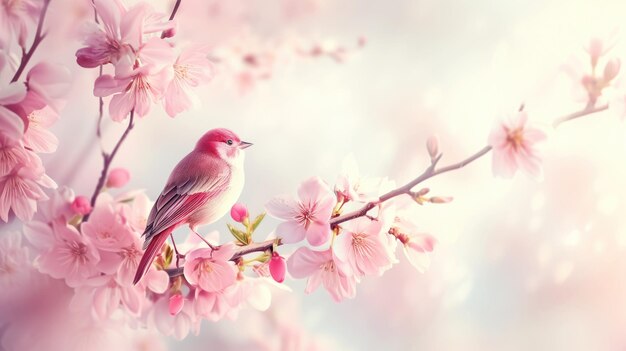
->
<box><xmin>10</xmin><ymin>0</ymin><xmax>51</xmax><ymax>82</ymax></box>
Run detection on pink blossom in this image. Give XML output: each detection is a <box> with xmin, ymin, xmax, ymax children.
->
<box><xmin>287</xmin><ymin>247</ymin><xmax>356</xmax><ymax>302</ymax></box>
<box><xmin>269</xmin><ymin>252</ymin><xmax>286</xmax><ymax>283</ymax></box>
<box><xmin>266</xmin><ymin>176</ymin><xmax>336</xmax><ymax>246</ymax></box>
<box><xmin>183</xmin><ymin>243</ymin><xmax>237</xmax><ymax>292</ymax></box>
<box><xmin>169</xmin><ymin>293</ymin><xmax>184</xmax><ymax>316</ymax></box>
<box><xmin>71</xmin><ymin>196</ymin><xmax>92</xmax><ymax>215</ymax></box>
<box><xmin>81</xmin><ymin>201</ymin><xmax>134</xmax><ymax>252</ymax></box>
<box><xmin>163</xmin><ymin>44</ymin><xmax>214</xmax><ymax>117</ymax></box>
<box><xmin>94</xmin><ymin>53</ymin><xmax>172</xmax><ymax>121</ymax></box>
<box><xmin>488</xmin><ymin>111</ymin><xmax>546</xmax><ymax>179</ymax></box>
<box><xmin>230</xmin><ymin>202</ymin><xmax>248</xmax><ymax>223</ymax></box>
<box><xmin>194</xmin><ymin>289</ymin><xmax>236</xmax><ymax>322</ymax></box>
<box><xmin>0</xmin><ymin>0</ymin><xmax>40</xmax><ymax>47</ymax></box>
<box><xmin>0</xmin><ymin>159</ymin><xmax>56</xmax><ymax>222</ymax></box>
<box><xmin>0</xmin><ymin>83</ymin><xmax>26</xmax><ymax>142</ymax></box>
<box><xmin>335</xmin><ymin>154</ymin><xmax>386</xmax><ymax>202</ymax></box>
<box><xmin>23</xmin><ymin>105</ymin><xmax>59</xmax><ymax>153</ymax></box>
<box><xmin>106</xmin><ymin>167</ymin><xmax>130</xmax><ymax>188</ymax></box>
<box><xmin>38</xmin><ymin>220</ymin><xmax>100</xmax><ymax>287</ymax></box>
<box><xmin>0</xmin><ymin>231</ymin><xmax>31</xmax><ymax>299</ymax></box>
<box><xmin>76</xmin><ymin>0</ymin><xmax>173</xmax><ymax>68</ymax></box>
<box><xmin>0</xmin><ymin>133</ymin><xmax>29</xmax><ymax>176</ymax></box>
<box><xmin>392</xmin><ymin>216</ymin><xmax>436</xmax><ymax>273</ymax></box>
<box><xmin>333</xmin><ymin>217</ymin><xmax>396</xmax><ymax>277</ymax></box>
<box><xmin>116</xmin><ymin>190</ymin><xmax>152</xmax><ymax>232</ymax></box>
<box><xmin>152</xmin><ymin>297</ymin><xmax>199</xmax><ymax>340</ymax></box>
<box><xmin>71</xmin><ymin>274</ymin><xmax>143</xmax><ymax>320</ymax></box>
<box><xmin>25</xmin><ymin>62</ymin><xmax>72</xmax><ymax>107</ymax></box>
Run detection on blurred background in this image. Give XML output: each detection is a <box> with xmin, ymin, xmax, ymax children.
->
<box><xmin>31</xmin><ymin>0</ymin><xmax>626</xmax><ymax>349</ymax></box>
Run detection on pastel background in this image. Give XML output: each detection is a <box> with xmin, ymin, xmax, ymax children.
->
<box><xmin>13</xmin><ymin>0</ymin><xmax>626</xmax><ymax>349</ymax></box>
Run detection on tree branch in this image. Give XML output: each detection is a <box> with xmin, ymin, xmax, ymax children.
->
<box><xmin>85</xmin><ymin>111</ymin><xmax>135</xmax><ymax>217</ymax></box>
<box><xmin>10</xmin><ymin>0</ymin><xmax>52</xmax><ymax>83</ymax></box>
<box><xmin>553</xmin><ymin>103</ymin><xmax>609</xmax><ymax>127</ymax></box>
<box><xmin>160</xmin><ymin>0</ymin><xmax>182</xmax><ymax>39</ymax></box>
<box><xmin>164</xmin><ymin>103</ymin><xmax>611</xmax><ymax>279</ymax></box>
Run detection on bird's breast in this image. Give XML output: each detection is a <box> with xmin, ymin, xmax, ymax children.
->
<box><xmin>188</xmin><ymin>165</ymin><xmax>245</xmax><ymax>227</ymax></box>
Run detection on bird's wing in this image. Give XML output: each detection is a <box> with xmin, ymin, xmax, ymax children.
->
<box><xmin>142</xmin><ymin>153</ymin><xmax>231</xmax><ymax>245</ymax></box>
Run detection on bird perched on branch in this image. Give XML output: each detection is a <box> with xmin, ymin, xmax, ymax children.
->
<box><xmin>133</xmin><ymin>128</ymin><xmax>252</xmax><ymax>284</ymax></box>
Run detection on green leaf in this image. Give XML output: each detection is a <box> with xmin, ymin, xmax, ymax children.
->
<box><xmin>251</xmin><ymin>213</ymin><xmax>266</xmax><ymax>232</ymax></box>
<box><xmin>227</xmin><ymin>223</ymin><xmax>248</xmax><ymax>245</ymax></box>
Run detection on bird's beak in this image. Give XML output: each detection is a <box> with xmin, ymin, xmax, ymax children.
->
<box><xmin>239</xmin><ymin>141</ymin><xmax>253</xmax><ymax>149</ymax></box>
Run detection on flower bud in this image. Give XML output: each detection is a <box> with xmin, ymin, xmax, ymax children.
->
<box><xmin>604</xmin><ymin>58</ymin><xmax>621</xmax><ymax>82</ymax></box>
<box><xmin>162</xmin><ymin>26</ymin><xmax>177</xmax><ymax>39</ymax></box>
<box><xmin>169</xmin><ymin>293</ymin><xmax>184</xmax><ymax>316</ymax></box>
<box><xmin>71</xmin><ymin>196</ymin><xmax>92</xmax><ymax>215</ymax></box>
<box><xmin>587</xmin><ymin>38</ymin><xmax>604</xmax><ymax>67</ymax></box>
<box><xmin>269</xmin><ymin>252</ymin><xmax>286</xmax><ymax>283</ymax></box>
<box><xmin>230</xmin><ymin>203</ymin><xmax>249</xmax><ymax>223</ymax></box>
<box><xmin>430</xmin><ymin>196</ymin><xmax>453</xmax><ymax>204</ymax></box>
<box><xmin>426</xmin><ymin>135</ymin><xmax>439</xmax><ymax>160</ymax></box>
<box><xmin>106</xmin><ymin>168</ymin><xmax>130</xmax><ymax>188</ymax></box>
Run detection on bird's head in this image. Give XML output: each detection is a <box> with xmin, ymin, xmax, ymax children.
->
<box><xmin>195</xmin><ymin>128</ymin><xmax>252</xmax><ymax>162</ymax></box>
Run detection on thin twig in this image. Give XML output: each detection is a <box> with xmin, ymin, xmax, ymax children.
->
<box><xmin>161</xmin><ymin>0</ymin><xmax>182</xmax><ymax>39</ymax></box>
<box><xmin>85</xmin><ymin>111</ymin><xmax>135</xmax><ymax>216</ymax></box>
<box><xmin>164</xmin><ymin>104</ymin><xmax>611</xmax><ymax>278</ymax></box>
<box><xmin>165</xmin><ymin>239</ymin><xmax>280</xmax><ymax>277</ymax></box>
<box><xmin>10</xmin><ymin>0</ymin><xmax>52</xmax><ymax>83</ymax></box>
<box><xmin>553</xmin><ymin>103</ymin><xmax>608</xmax><ymax>127</ymax></box>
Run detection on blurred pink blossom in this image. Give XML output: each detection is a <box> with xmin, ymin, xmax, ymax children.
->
<box><xmin>0</xmin><ymin>0</ymin><xmax>40</xmax><ymax>47</ymax></box>
<box><xmin>169</xmin><ymin>293</ymin><xmax>184</xmax><ymax>316</ymax></box>
<box><xmin>0</xmin><ymin>83</ymin><xmax>26</xmax><ymax>142</ymax></box>
<box><xmin>38</xmin><ymin>220</ymin><xmax>100</xmax><ymax>287</ymax></box>
<box><xmin>266</xmin><ymin>176</ymin><xmax>336</xmax><ymax>246</ymax></box>
<box><xmin>71</xmin><ymin>195</ymin><xmax>92</xmax><ymax>215</ymax></box>
<box><xmin>287</xmin><ymin>247</ymin><xmax>356</xmax><ymax>302</ymax></box>
<box><xmin>488</xmin><ymin>110</ymin><xmax>546</xmax><ymax>179</ymax></box>
<box><xmin>105</xmin><ymin>167</ymin><xmax>130</xmax><ymax>188</ymax></box>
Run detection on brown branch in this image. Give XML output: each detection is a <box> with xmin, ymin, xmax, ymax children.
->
<box><xmin>164</xmin><ymin>103</ymin><xmax>610</xmax><ymax>279</ymax></box>
<box><xmin>165</xmin><ymin>239</ymin><xmax>279</xmax><ymax>277</ymax></box>
<box><xmin>85</xmin><ymin>111</ymin><xmax>135</xmax><ymax>219</ymax></box>
<box><xmin>553</xmin><ymin>103</ymin><xmax>608</xmax><ymax>127</ymax></box>
<box><xmin>160</xmin><ymin>0</ymin><xmax>182</xmax><ymax>39</ymax></box>
<box><xmin>10</xmin><ymin>0</ymin><xmax>52</xmax><ymax>82</ymax></box>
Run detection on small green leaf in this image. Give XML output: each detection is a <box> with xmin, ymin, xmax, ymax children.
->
<box><xmin>251</xmin><ymin>213</ymin><xmax>266</xmax><ymax>232</ymax></box>
<box><xmin>227</xmin><ymin>223</ymin><xmax>248</xmax><ymax>245</ymax></box>
<box><xmin>164</xmin><ymin>244</ymin><xmax>173</xmax><ymax>267</ymax></box>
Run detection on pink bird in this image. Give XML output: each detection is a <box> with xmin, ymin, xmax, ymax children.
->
<box><xmin>133</xmin><ymin>128</ymin><xmax>251</xmax><ymax>284</ymax></box>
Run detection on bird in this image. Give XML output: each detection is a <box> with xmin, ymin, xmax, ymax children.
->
<box><xmin>133</xmin><ymin>128</ymin><xmax>252</xmax><ymax>285</ymax></box>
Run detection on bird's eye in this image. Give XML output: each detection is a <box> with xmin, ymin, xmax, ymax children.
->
<box><xmin>226</xmin><ymin>139</ymin><xmax>233</xmax><ymax>145</ymax></box>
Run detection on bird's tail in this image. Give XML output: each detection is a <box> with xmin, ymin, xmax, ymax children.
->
<box><xmin>133</xmin><ymin>230</ymin><xmax>171</xmax><ymax>285</ymax></box>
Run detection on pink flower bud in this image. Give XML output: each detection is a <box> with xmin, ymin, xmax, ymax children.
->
<box><xmin>587</xmin><ymin>38</ymin><xmax>604</xmax><ymax>65</ymax></box>
<box><xmin>269</xmin><ymin>252</ymin><xmax>286</xmax><ymax>283</ymax></box>
<box><xmin>426</xmin><ymin>135</ymin><xmax>439</xmax><ymax>160</ymax></box>
<box><xmin>230</xmin><ymin>203</ymin><xmax>249</xmax><ymax>223</ymax></box>
<box><xmin>604</xmin><ymin>58</ymin><xmax>621</xmax><ymax>82</ymax></box>
<box><xmin>169</xmin><ymin>293</ymin><xmax>184</xmax><ymax>316</ymax></box>
<box><xmin>106</xmin><ymin>168</ymin><xmax>130</xmax><ymax>188</ymax></box>
<box><xmin>71</xmin><ymin>196</ymin><xmax>92</xmax><ymax>215</ymax></box>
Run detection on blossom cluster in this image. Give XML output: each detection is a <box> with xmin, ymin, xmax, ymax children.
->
<box><xmin>78</xmin><ymin>0</ymin><xmax>214</xmax><ymax>120</ymax></box>
<box><xmin>0</xmin><ymin>0</ymin><xmax>70</xmax><ymax>223</ymax></box>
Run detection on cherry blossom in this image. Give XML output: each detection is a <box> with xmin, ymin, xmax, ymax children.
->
<box><xmin>230</xmin><ymin>202</ymin><xmax>249</xmax><ymax>223</ymax></box>
<box><xmin>105</xmin><ymin>167</ymin><xmax>130</xmax><ymax>188</ymax></box>
<box><xmin>183</xmin><ymin>243</ymin><xmax>237</xmax><ymax>292</ymax></box>
<box><xmin>287</xmin><ymin>247</ymin><xmax>356</xmax><ymax>302</ymax></box>
<box><xmin>488</xmin><ymin>110</ymin><xmax>547</xmax><ymax>179</ymax></box>
<box><xmin>0</xmin><ymin>159</ymin><xmax>56</xmax><ymax>222</ymax></box>
<box><xmin>269</xmin><ymin>252</ymin><xmax>286</xmax><ymax>283</ymax></box>
<box><xmin>0</xmin><ymin>0</ymin><xmax>40</xmax><ymax>47</ymax></box>
<box><xmin>163</xmin><ymin>44</ymin><xmax>214</xmax><ymax>117</ymax></box>
<box><xmin>37</xmin><ymin>221</ymin><xmax>100</xmax><ymax>287</ymax></box>
<box><xmin>333</xmin><ymin>217</ymin><xmax>396</xmax><ymax>277</ymax></box>
<box><xmin>266</xmin><ymin>176</ymin><xmax>336</xmax><ymax>246</ymax></box>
